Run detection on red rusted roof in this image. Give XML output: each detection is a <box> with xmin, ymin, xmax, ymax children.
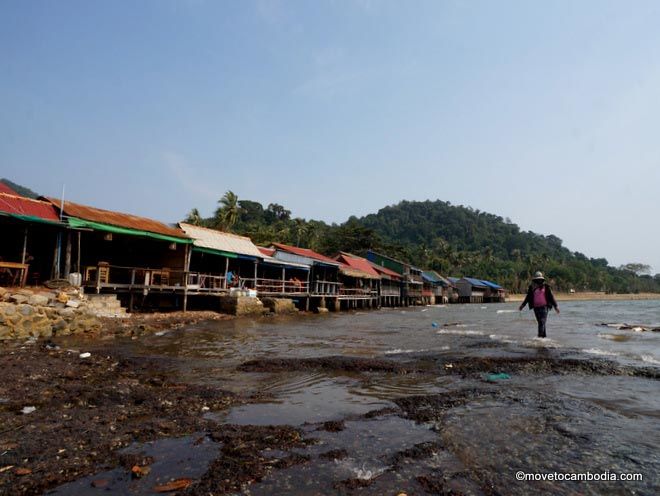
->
<box><xmin>335</xmin><ymin>252</ymin><xmax>380</xmax><ymax>278</ymax></box>
<box><xmin>368</xmin><ymin>261</ymin><xmax>403</xmax><ymax>280</ymax></box>
<box><xmin>0</xmin><ymin>193</ymin><xmax>60</xmax><ymax>222</ymax></box>
<box><xmin>44</xmin><ymin>198</ymin><xmax>188</xmax><ymax>239</ymax></box>
<box><xmin>258</xmin><ymin>247</ymin><xmax>276</xmax><ymax>257</ymax></box>
<box><xmin>271</xmin><ymin>242</ymin><xmax>338</xmax><ymax>265</ymax></box>
<box><xmin>0</xmin><ymin>182</ymin><xmax>20</xmax><ymax>196</ymax></box>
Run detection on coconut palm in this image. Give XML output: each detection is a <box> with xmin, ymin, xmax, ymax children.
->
<box><xmin>214</xmin><ymin>191</ymin><xmax>240</xmax><ymax>231</ymax></box>
<box><xmin>184</xmin><ymin>208</ymin><xmax>203</xmax><ymax>226</ymax></box>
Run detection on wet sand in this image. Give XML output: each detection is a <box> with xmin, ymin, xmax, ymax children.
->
<box><xmin>507</xmin><ymin>292</ymin><xmax>660</xmax><ymax>302</ymax></box>
<box><xmin>1</xmin><ymin>306</ymin><xmax>659</xmax><ymax>495</ymax></box>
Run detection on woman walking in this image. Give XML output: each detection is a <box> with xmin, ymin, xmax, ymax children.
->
<box><xmin>519</xmin><ymin>272</ymin><xmax>559</xmax><ymax>338</ymax></box>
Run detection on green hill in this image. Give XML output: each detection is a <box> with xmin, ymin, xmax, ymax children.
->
<box><xmin>356</xmin><ymin>200</ymin><xmax>659</xmax><ymax>293</ymax></box>
<box><xmin>197</xmin><ymin>194</ymin><xmax>659</xmax><ymax>294</ymax></box>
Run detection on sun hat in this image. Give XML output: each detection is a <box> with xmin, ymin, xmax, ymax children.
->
<box><xmin>533</xmin><ymin>271</ymin><xmax>545</xmax><ymax>280</ymax></box>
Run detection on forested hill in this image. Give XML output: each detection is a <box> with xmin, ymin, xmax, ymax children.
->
<box><xmin>185</xmin><ymin>193</ymin><xmax>660</xmax><ymax>294</ymax></box>
<box><xmin>355</xmin><ymin>200</ymin><xmax>659</xmax><ymax>293</ymax></box>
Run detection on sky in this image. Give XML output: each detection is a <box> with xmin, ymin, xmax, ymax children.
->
<box><xmin>1</xmin><ymin>0</ymin><xmax>659</xmax><ymax>273</ymax></box>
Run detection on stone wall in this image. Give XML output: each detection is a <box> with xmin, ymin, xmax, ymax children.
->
<box><xmin>260</xmin><ymin>298</ymin><xmax>298</xmax><ymax>315</ymax></box>
<box><xmin>0</xmin><ymin>287</ymin><xmax>103</xmax><ymax>341</ymax></box>
<box><xmin>218</xmin><ymin>296</ymin><xmax>266</xmax><ymax>317</ymax></box>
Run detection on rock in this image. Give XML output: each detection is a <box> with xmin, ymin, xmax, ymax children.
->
<box><xmin>79</xmin><ymin>352</ymin><xmax>91</xmax><ymax>358</ymax></box>
<box><xmin>0</xmin><ymin>287</ymin><xmax>7</xmax><ymax>298</ymax></box>
<box><xmin>16</xmin><ymin>289</ymin><xmax>33</xmax><ymax>296</ymax></box>
<box><xmin>56</xmin><ymin>292</ymin><xmax>69</xmax><ymax>304</ymax></box>
<box><xmin>260</xmin><ymin>298</ymin><xmax>298</xmax><ymax>314</ymax></box>
<box><xmin>18</xmin><ymin>304</ymin><xmax>34</xmax><ymax>317</ymax></box>
<box><xmin>0</xmin><ymin>303</ymin><xmax>16</xmax><ymax>316</ymax></box>
<box><xmin>21</xmin><ymin>406</ymin><xmax>36</xmax><ymax>414</ymax></box>
<box><xmin>28</xmin><ymin>294</ymin><xmax>50</xmax><ymax>307</ymax></box>
<box><xmin>10</xmin><ymin>294</ymin><xmax>28</xmax><ymax>305</ymax></box>
<box><xmin>315</xmin><ymin>307</ymin><xmax>330</xmax><ymax>314</ymax></box>
<box><xmin>66</xmin><ymin>300</ymin><xmax>81</xmax><ymax>309</ymax></box>
<box><xmin>0</xmin><ymin>325</ymin><xmax>13</xmax><ymax>340</ymax></box>
<box><xmin>58</xmin><ymin>308</ymin><xmax>76</xmax><ymax>318</ymax></box>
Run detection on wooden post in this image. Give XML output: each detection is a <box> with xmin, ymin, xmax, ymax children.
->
<box><xmin>224</xmin><ymin>257</ymin><xmax>229</xmax><ymax>289</ymax></box>
<box><xmin>183</xmin><ymin>244</ymin><xmax>191</xmax><ymax>312</ymax></box>
<box><xmin>281</xmin><ymin>267</ymin><xmax>285</xmax><ymax>293</ymax></box>
<box><xmin>21</xmin><ymin>228</ymin><xmax>28</xmax><ymax>264</ymax></box>
<box><xmin>76</xmin><ymin>231</ymin><xmax>81</xmax><ymax>273</ymax></box>
<box><xmin>64</xmin><ymin>232</ymin><xmax>72</xmax><ymax>277</ymax></box>
<box><xmin>253</xmin><ymin>261</ymin><xmax>258</xmax><ymax>290</ymax></box>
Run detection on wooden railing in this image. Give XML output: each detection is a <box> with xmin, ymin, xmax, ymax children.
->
<box><xmin>339</xmin><ymin>287</ymin><xmax>379</xmax><ymax>297</ymax></box>
<box><xmin>254</xmin><ymin>277</ymin><xmax>309</xmax><ymax>294</ymax></box>
<box><xmin>311</xmin><ymin>280</ymin><xmax>341</xmax><ymax>296</ymax></box>
<box><xmin>380</xmin><ymin>286</ymin><xmax>400</xmax><ymax>297</ymax></box>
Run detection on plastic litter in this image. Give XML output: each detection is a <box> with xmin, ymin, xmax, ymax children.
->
<box><xmin>431</xmin><ymin>322</ymin><xmax>439</xmax><ymax>328</ymax></box>
<box><xmin>486</xmin><ymin>373</ymin><xmax>511</xmax><ymax>382</ymax></box>
<box><xmin>21</xmin><ymin>406</ymin><xmax>36</xmax><ymax>414</ymax></box>
<box><xmin>79</xmin><ymin>352</ymin><xmax>91</xmax><ymax>359</ymax></box>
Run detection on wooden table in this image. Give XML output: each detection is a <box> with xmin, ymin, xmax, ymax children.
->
<box><xmin>0</xmin><ymin>262</ymin><xmax>30</xmax><ymax>287</ymax></box>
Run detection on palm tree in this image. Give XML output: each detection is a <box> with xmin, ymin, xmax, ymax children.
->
<box><xmin>184</xmin><ymin>208</ymin><xmax>203</xmax><ymax>226</ymax></box>
<box><xmin>214</xmin><ymin>191</ymin><xmax>240</xmax><ymax>231</ymax></box>
<box><xmin>293</xmin><ymin>218</ymin><xmax>308</xmax><ymax>247</ymax></box>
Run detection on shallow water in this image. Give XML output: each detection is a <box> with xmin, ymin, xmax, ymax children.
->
<box><xmin>61</xmin><ymin>300</ymin><xmax>659</xmax><ymax>494</ymax></box>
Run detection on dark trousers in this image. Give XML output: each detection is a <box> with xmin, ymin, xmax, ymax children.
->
<box><xmin>533</xmin><ymin>306</ymin><xmax>548</xmax><ymax>338</ymax></box>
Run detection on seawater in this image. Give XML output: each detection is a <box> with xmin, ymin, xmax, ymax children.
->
<box><xmin>75</xmin><ymin>300</ymin><xmax>659</xmax><ymax>495</ymax></box>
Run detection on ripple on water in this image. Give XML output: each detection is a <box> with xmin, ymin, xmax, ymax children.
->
<box><xmin>248</xmin><ymin>416</ymin><xmax>441</xmax><ymax>495</ymax></box>
<box><xmin>222</xmin><ymin>376</ymin><xmax>393</xmax><ymax>426</ymax></box>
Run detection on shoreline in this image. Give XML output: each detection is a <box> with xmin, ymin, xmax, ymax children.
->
<box><xmin>506</xmin><ymin>292</ymin><xmax>660</xmax><ymax>302</ymax></box>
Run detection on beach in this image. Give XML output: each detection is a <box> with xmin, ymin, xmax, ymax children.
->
<box><xmin>507</xmin><ymin>292</ymin><xmax>660</xmax><ymax>302</ymax></box>
<box><xmin>1</xmin><ymin>301</ymin><xmax>658</xmax><ymax>495</ymax></box>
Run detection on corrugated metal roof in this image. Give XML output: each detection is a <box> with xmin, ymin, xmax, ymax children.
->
<box><xmin>45</xmin><ymin>198</ymin><xmax>188</xmax><ymax>239</ymax></box>
<box><xmin>179</xmin><ymin>223</ymin><xmax>264</xmax><ymax>258</ymax></box>
<box><xmin>0</xmin><ymin>182</ymin><xmax>20</xmax><ymax>196</ymax></box>
<box><xmin>461</xmin><ymin>277</ymin><xmax>488</xmax><ymax>288</ymax></box>
<box><xmin>258</xmin><ymin>247</ymin><xmax>276</xmax><ymax>257</ymax></box>
<box><xmin>425</xmin><ymin>270</ymin><xmax>451</xmax><ymax>287</ymax></box>
<box><xmin>0</xmin><ymin>193</ymin><xmax>60</xmax><ymax>222</ymax></box>
<box><xmin>480</xmin><ymin>279</ymin><xmax>503</xmax><ymax>290</ymax></box>
<box><xmin>368</xmin><ymin>261</ymin><xmax>403</xmax><ymax>280</ymax></box>
<box><xmin>271</xmin><ymin>242</ymin><xmax>339</xmax><ymax>266</ymax></box>
<box><xmin>335</xmin><ymin>252</ymin><xmax>380</xmax><ymax>278</ymax></box>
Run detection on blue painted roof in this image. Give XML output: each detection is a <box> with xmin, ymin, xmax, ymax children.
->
<box><xmin>448</xmin><ymin>277</ymin><xmax>460</xmax><ymax>284</ymax></box>
<box><xmin>422</xmin><ymin>271</ymin><xmax>441</xmax><ymax>283</ymax></box>
<box><xmin>479</xmin><ymin>279</ymin><xmax>503</xmax><ymax>290</ymax></box>
<box><xmin>463</xmin><ymin>277</ymin><xmax>488</xmax><ymax>288</ymax></box>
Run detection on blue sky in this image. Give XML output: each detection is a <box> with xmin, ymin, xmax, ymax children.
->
<box><xmin>2</xmin><ymin>0</ymin><xmax>659</xmax><ymax>272</ymax></box>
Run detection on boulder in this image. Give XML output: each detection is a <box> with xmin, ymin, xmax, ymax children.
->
<box><xmin>0</xmin><ymin>325</ymin><xmax>13</xmax><ymax>340</ymax></box>
<box><xmin>10</xmin><ymin>294</ymin><xmax>29</xmax><ymax>305</ymax></box>
<box><xmin>18</xmin><ymin>304</ymin><xmax>34</xmax><ymax>317</ymax></box>
<box><xmin>260</xmin><ymin>298</ymin><xmax>298</xmax><ymax>314</ymax></box>
<box><xmin>66</xmin><ymin>300</ymin><xmax>81</xmax><ymax>309</ymax></box>
<box><xmin>28</xmin><ymin>294</ymin><xmax>50</xmax><ymax>307</ymax></box>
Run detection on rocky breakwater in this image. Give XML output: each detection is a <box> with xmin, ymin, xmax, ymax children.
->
<box><xmin>0</xmin><ymin>286</ymin><xmax>103</xmax><ymax>340</ymax></box>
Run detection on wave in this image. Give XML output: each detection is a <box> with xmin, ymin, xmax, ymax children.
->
<box><xmin>436</xmin><ymin>329</ymin><xmax>484</xmax><ymax>336</ymax></box>
<box><xmin>640</xmin><ymin>354</ymin><xmax>660</xmax><ymax>365</ymax></box>
<box><xmin>598</xmin><ymin>333</ymin><xmax>633</xmax><ymax>342</ymax></box>
<box><xmin>384</xmin><ymin>348</ymin><xmax>428</xmax><ymax>354</ymax></box>
<box><xmin>582</xmin><ymin>348</ymin><xmax>620</xmax><ymax>357</ymax></box>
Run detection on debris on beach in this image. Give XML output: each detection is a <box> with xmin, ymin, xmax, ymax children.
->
<box><xmin>598</xmin><ymin>323</ymin><xmax>660</xmax><ymax>332</ymax></box>
<box><xmin>486</xmin><ymin>373</ymin><xmax>511</xmax><ymax>382</ymax></box>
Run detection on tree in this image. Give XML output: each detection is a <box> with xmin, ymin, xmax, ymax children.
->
<box><xmin>619</xmin><ymin>263</ymin><xmax>652</xmax><ymax>276</ymax></box>
<box><xmin>265</xmin><ymin>203</ymin><xmax>291</xmax><ymax>222</ymax></box>
<box><xmin>214</xmin><ymin>191</ymin><xmax>240</xmax><ymax>231</ymax></box>
<box><xmin>184</xmin><ymin>208</ymin><xmax>203</xmax><ymax>226</ymax></box>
